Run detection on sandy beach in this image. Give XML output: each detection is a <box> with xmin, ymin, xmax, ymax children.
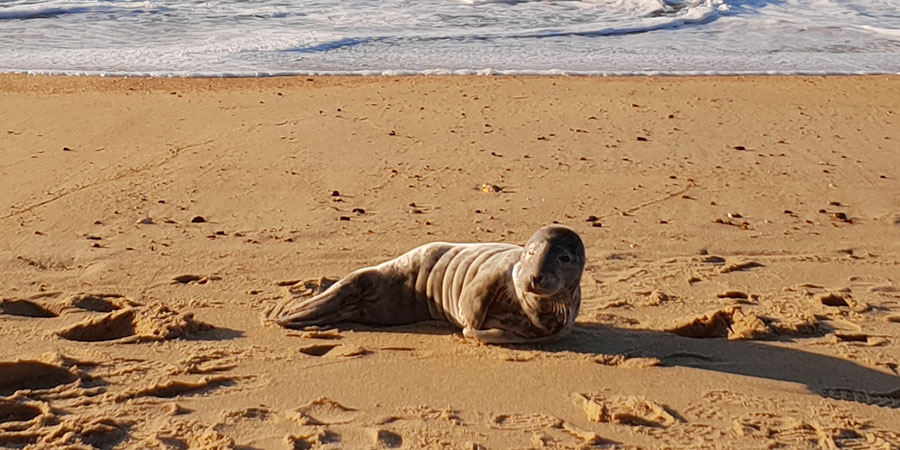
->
<box><xmin>1</xmin><ymin>74</ymin><xmax>899</xmax><ymax>449</ymax></box>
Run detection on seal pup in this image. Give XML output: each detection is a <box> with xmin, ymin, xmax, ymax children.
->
<box><xmin>274</xmin><ymin>225</ymin><xmax>585</xmax><ymax>344</ymax></box>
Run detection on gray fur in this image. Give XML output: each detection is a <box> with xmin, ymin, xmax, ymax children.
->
<box><xmin>274</xmin><ymin>225</ymin><xmax>585</xmax><ymax>344</ymax></box>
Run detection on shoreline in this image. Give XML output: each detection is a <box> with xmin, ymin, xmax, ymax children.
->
<box><xmin>1</xmin><ymin>73</ymin><xmax>898</xmax><ymax>97</ymax></box>
<box><xmin>2</xmin><ymin>73</ymin><xmax>899</xmax><ymax>448</ymax></box>
<box><xmin>3</xmin><ymin>70</ymin><xmax>900</xmax><ymax>78</ymax></box>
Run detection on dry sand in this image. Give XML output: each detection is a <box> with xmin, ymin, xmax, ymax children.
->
<box><xmin>1</xmin><ymin>74</ymin><xmax>900</xmax><ymax>449</ymax></box>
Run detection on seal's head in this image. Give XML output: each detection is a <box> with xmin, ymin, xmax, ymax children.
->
<box><xmin>514</xmin><ymin>225</ymin><xmax>586</xmax><ymax>297</ymax></box>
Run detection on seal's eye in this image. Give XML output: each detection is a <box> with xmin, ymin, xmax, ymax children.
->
<box><xmin>558</xmin><ymin>255</ymin><xmax>571</xmax><ymax>263</ymax></box>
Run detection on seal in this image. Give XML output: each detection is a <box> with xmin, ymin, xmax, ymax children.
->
<box><xmin>273</xmin><ymin>225</ymin><xmax>585</xmax><ymax>344</ymax></box>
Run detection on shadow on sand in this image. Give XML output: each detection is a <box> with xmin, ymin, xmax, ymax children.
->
<box><xmin>321</xmin><ymin>320</ymin><xmax>900</xmax><ymax>408</ymax></box>
<box><xmin>547</xmin><ymin>323</ymin><xmax>900</xmax><ymax>407</ymax></box>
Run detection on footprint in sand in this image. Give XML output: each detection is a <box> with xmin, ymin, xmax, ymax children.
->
<box><xmin>171</xmin><ymin>274</ymin><xmax>211</xmax><ymax>284</ymax></box>
<box><xmin>818</xmin><ymin>387</ymin><xmax>900</xmax><ymax>409</ymax></box>
<box><xmin>489</xmin><ymin>412</ymin><xmax>562</xmax><ymax>431</ymax></box>
<box><xmin>291</xmin><ymin>397</ymin><xmax>359</xmax><ymax>426</ymax></box>
<box><xmin>119</xmin><ymin>376</ymin><xmax>238</xmax><ymax>400</ymax></box>
<box><xmin>296</xmin><ymin>343</ymin><xmax>375</xmax><ymax>358</ymax></box>
<box><xmin>34</xmin><ymin>416</ymin><xmax>130</xmax><ymax>449</ymax></box>
<box><xmin>0</xmin><ymin>399</ymin><xmax>52</xmax><ymax>430</ymax></box>
<box><xmin>816</xmin><ymin>290</ymin><xmax>871</xmax><ymax>312</ymax></box>
<box><xmin>368</xmin><ymin>428</ymin><xmax>403</xmax><ymax>448</ymax></box>
<box><xmin>285</xmin><ymin>429</ymin><xmax>341</xmax><ymax>449</ymax></box>
<box><xmin>490</xmin><ymin>411</ymin><xmax>601</xmax><ymax>447</ymax></box>
<box><xmin>288</xmin><ymin>330</ymin><xmax>343</xmax><ymax>340</ymax></box>
<box><xmin>0</xmin><ymin>401</ymin><xmax>129</xmax><ymax>450</ymax></box>
<box><xmin>284</xmin><ymin>399</ymin><xmax>356</xmax><ymax>449</ymax></box>
<box><xmin>0</xmin><ymin>298</ymin><xmax>58</xmax><ymax>318</ymax></box>
<box><xmin>731</xmin><ymin>413</ymin><xmax>823</xmax><ymax>446</ymax></box>
<box><xmin>1</xmin><ymin>292</ymin><xmax>139</xmax><ymax>318</ymax></box>
<box><xmin>56</xmin><ymin>304</ymin><xmax>211</xmax><ymax>343</ymax></box>
<box><xmin>281</xmin><ymin>278</ymin><xmax>339</xmax><ymax>298</ymax></box>
<box><xmin>0</xmin><ymin>360</ymin><xmax>80</xmax><ymax>396</ymax></box>
<box><xmin>297</xmin><ymin>344</ymin><xmax>341</xmax><ymax>357</ymax></box>
<box><xmin>719</xmin><ymin>260</ymin><xmax>764</xmax><ymax>274</ymax></box>
<box><xmin>661</xmin><ymin>307</ymin><xmax>769</xmax><ymax>340</ymax></box>
<box><xmin>64</xmin><ymin>293</ymin><xmax>136</xmax><ymax>312</ymax></box>
<box><xmin>593</xmin><ymin>353</ymin><xmax>661</xmax><ymax>368</ymax></box>
<box><xmin>574</xmin><ymin>393</ymin><xmax>682</xmax><ymax>428</ymax></box>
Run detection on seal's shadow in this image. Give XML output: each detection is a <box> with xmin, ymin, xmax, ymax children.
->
<box><xmin>296</xmin><ymin>321</ymin><xmax>900</xmax><ymax>407</ymax></box>
<box><xmin>538</xmin><ymin>323</ymin><xmax>900</xmax><ymax>407</ymax></box>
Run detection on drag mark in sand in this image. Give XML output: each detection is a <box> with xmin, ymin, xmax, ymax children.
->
<box><xmin>606</xmin><ymin>180</ymin><xmax>696</xmax><ymax>220</ymax></box>
<box><xmin>0</xmin><ymin>136</ymin><xmax>216</xmax><ymax>220</ymax></box>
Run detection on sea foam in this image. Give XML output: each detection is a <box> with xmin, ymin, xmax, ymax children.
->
<box><xmin>0</xmin><ymin>0</ymin><xmax>898</xmax><ymax>76</ymax></box>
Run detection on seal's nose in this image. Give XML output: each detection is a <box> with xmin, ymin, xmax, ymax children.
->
<box><xmin>530</xmin><ymin>274</ymin><xmax>543</xmax><ymax>290</ymax></box>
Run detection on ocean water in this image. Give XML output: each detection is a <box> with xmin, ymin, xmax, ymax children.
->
<box><xmin>0</xmin><ymin>0</ymin><xmax>898</xmax><ymax>76</ymax></box>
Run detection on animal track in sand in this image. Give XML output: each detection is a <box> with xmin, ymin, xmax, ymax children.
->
<box><xmin>56</xmin><ymin>304</ymin><xmax>211</xmax><ymax>343</ymax></box>
<box><xmin>574</xmin><ymin>393</ymin><xmax>681</xmax><ymax>428</ymax></box>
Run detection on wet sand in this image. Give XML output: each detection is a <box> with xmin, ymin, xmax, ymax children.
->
<box><xmin>1</xmin><ymin>74</ymin><xmax>900</xmax><ymax>449</ymax></box>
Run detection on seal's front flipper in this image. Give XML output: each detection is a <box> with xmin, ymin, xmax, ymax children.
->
<box><xmin>463</xmin><ymin>327</ymin><xmax>531</xmax><ymax>344</ymax></box>
<box><xmin>462</xmin><ymin>326</ymin><xmax>567</xmax><ymax>345</ymax></box>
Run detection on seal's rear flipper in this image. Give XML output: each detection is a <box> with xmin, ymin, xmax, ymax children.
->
<box><xmin>274</xmin><ymin>288</ymin><xmax>353</xmax><ymax>328</ymax></box>
<box><xmin>273</xmin><ymin>269</ymin><xmax>378</xmax><ymax>328</ymax></box>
